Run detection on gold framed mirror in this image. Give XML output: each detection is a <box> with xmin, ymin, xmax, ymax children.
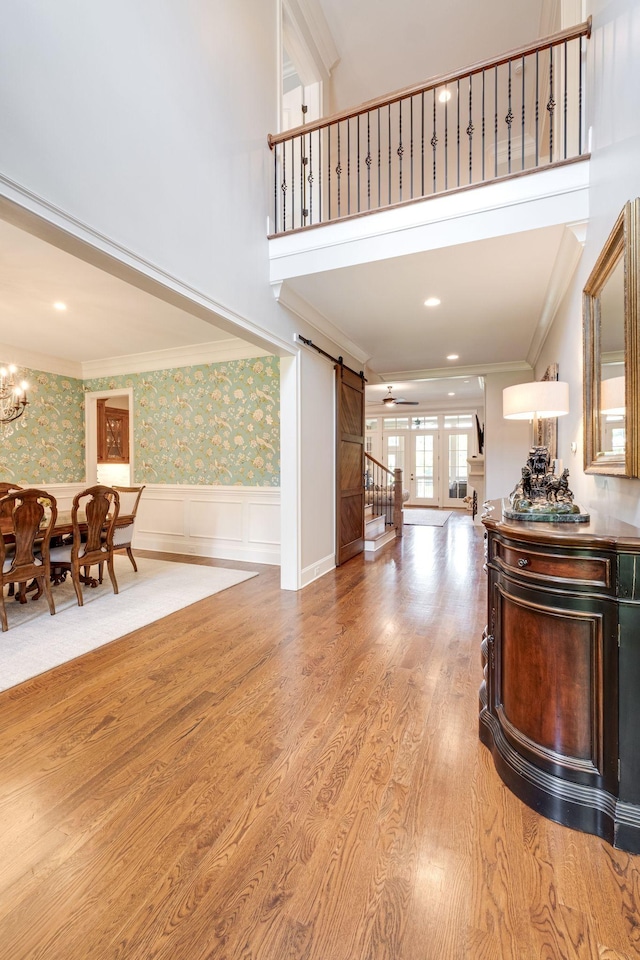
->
<box><xmin>583</xmin><ymin>198</ymin><xmax>640</xmax><ymax>476</ymax></box>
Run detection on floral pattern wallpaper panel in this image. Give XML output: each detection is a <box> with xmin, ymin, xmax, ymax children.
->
<box><xmin>0</xmin><ymin>356</ymin><xmax>280</xmax><ymax>487</ymax></box>
<box><xmin>85</xmin><ymin>356</ymin><xmax>280</xmax><ymax>486</ymax></box>
<box><xmin>0</xmin><ymin>369</ymin><xmax>85</xmax><ymax>484</ymax></box>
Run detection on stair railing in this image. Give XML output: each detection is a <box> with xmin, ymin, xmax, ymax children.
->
<box><xmin>364</xmin><ymin>453</ymin><xmax>404</xmax><ymax>538</ymax></box>
<box><xmin>268</xmin><ymin>19</ymin><xmax>591</xmax><ymax>235</ymax></box>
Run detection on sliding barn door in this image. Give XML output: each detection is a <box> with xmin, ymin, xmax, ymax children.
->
<box><xmin>335</xmin><ymin>365</ymin><xmax>365</xmax><ymax>565</ymax></box>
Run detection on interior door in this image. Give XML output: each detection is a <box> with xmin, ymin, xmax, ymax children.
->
<box><xmin>335</xmin><ymin>365</ymin><xmax>365</xmax><ymax>565</ymax></box>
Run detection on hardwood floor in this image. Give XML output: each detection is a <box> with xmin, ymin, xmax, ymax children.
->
<box><xmin>1</xmin><ymin>513</ymin><xmax>639</xmax><ymax>959</ymax></box>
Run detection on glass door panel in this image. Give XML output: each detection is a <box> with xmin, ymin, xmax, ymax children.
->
<box><xmin>411</xmin><ymin>433</ymin><xmax>438</xmax><ymax>505</ymax></box>
<box><xmin>444</xmin><ymin>431</ymin><xmax>469</xmax><ymax>506</ymax></box>
<box><xmin>384</xmin><ymin>434</ymin><xmax>406</xmax><ymax>474</ymax></box>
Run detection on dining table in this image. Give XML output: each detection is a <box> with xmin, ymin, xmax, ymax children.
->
<box><xmin>0</xmin><ymin>509</ymin><xmax>134</xmax><ymax>600</ymax></box>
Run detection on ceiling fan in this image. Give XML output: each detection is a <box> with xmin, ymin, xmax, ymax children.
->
<box><xmin>371</xmin><ymin>386</ymin><xmax>419</xmax><ymax>406</ymax></box>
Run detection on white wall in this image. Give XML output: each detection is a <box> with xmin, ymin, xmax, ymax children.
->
<box><xmin>0</xmin><ymin>0</ymin><xmax>348</xmax><ymax>587</ymax></box>
<box><xmin>484</xmin><ymin>371</ymin><xmax>533</xmax><ymax>502</ymax></box>
<box><xmin>536</xmin><ymin>0</ymin><xmax>640</xmax><ymax>523</ymax></box>
<box><xmin>300</xmin><ymin>349</ymin><xmax>335</xmax><ymax>581</ymax></box>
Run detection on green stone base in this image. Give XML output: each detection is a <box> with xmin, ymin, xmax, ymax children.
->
<box><xmin>504</xmin><ymin>501</ymin><xmax>590</xmax><ymax>523</ymax></box>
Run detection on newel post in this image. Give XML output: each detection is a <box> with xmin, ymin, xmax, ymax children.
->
<box><xmin>394</xmin><ymin>467</ymin><xmax>404</xmax><ymax>537</ymax></box>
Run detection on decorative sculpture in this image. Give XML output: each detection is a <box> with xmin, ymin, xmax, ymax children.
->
<box><xmin>504</xmin><ymin>446</ymin><xmax>589</xmax><ymax>522</ymax></box>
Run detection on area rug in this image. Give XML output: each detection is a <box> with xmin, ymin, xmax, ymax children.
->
<box><xmin>0</xmin><ymin>555</ymin><xmax>258</xmax><ymax>692</ymax></box>
<box><xmin>403</xmin><ymin>509</ymin><xmax>452</xmax><ymax>526</ymax></box>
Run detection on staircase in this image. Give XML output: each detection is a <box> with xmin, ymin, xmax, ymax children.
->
<box><xmin>364</xmin><ymin>454</ymin><xmax>404</xmax><ymax>553</ymax></box>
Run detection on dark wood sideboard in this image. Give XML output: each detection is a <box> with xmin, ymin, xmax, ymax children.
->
<box><xmin>480</xmin><ymin>500</ymin><xmax>640</xmax><ymax>852</ymax></box>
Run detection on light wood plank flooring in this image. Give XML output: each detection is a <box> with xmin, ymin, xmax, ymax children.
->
<box><xmin>0</xmin><ymin>513</ymin><xmax>639</xmax><ymax>959</ymax></box>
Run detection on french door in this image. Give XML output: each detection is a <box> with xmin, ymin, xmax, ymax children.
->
<box><xmin>381</xmin><ymin>414</ymin><xmax>474</xmax><ymax>508</ymax></box>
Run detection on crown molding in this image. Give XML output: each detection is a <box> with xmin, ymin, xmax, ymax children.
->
<box><xmin>272</xmin><ymin>280</ymin><xmax>370</xmax><ymax>366</ymax></box>
<box><xmin>0</xmin><ymin>342</ymin><xmax>82</xmax><ymax>379</ymax></box>
<box><xmin>527</xmin><ymin>221</ymin><xmax>586</xmax><ymax>366</ymax></box>
<box><xmin>282</xmin><ymin>0</ymin><xmax>339</xmax><ymax>85</ymax></box>
<box><xmin>376</xmin><ymin>360</ymin><xmax>533</xmax><ymax>382</ymax></box>
<box><xmin>81</xmin><ymin>338</ymin><xmax>272</xmax><ymax>380</ymax></box>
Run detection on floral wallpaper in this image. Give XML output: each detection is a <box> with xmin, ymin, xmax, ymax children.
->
<box><xmin>0</xmin><ymin>356</ymin><xmax>280</xmax><ymax>487</ymax></box>
<box><xmin>0</xmin><ymin>368</ymin><xmax>85</xmax><ymax>484</ymax></box>
<box><xmin>85</xmin><ymin>356</ymin><xmax>280</xmax><ymax>486</ymax></box>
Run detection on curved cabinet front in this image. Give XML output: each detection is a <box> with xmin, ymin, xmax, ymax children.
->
<box><xmin>481</xmin><ymin>506</ymin><xmax>640</xmax><ymax>852</ymax></box>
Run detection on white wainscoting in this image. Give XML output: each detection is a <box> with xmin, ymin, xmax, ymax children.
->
<box><xmin>21</xmin><ymin>482</ymin><xmax>280</xmax><ymax>565</ymax></box>
<box><xmin>134</xmin><ymin>484</ymin><xmax>280</xmax><ymax>565</ymax></box>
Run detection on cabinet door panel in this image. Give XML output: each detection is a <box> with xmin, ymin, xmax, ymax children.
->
<box><xmin>494</xmin><ymin>582</ymin><xmax>617</xmax><ymax>783</ymax></box>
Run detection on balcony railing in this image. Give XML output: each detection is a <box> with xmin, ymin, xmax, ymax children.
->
<box><xmin>268</xmin><ymin>19</ymin><xmax>591</xmax><ymax>236</ymax></box>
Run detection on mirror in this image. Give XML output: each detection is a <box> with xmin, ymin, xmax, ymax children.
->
<box><xmin>583</xmin><ymin>198</ymin><xmax>640</xmax><ymax>476</ymax></box>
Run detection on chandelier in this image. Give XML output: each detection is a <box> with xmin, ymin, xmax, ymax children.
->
<box><xmin>0</xmin><ymin>364</ymin><xmax>28</xmax><ymax>437</ymax></box>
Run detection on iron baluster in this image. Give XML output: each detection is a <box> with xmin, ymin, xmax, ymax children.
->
<box><xmin>444</xmin><ymin>88</ymin><xmax>448</xmax><ymax>190</ymax></box>
<box><xmin>410</xmin><ymin>96</ymin><xmax>414</xmax><ymax>199</ymax></box>
<box><xmin>308</xmin><ymin>133</ymin><xmax>313</xmax><ymax>224</ymax></box>
<box><xmin>300</xmin><ymin>133</ymin><xmax>306</xmax><ymax>226</ymax></box>
<box><xmin>273</xmin><ymin>142</ymin><xmax>278</xmax><ymax>234</ymax></box>
<box><xmin>481</xmin><ymin>69</ymin><xmax>485</xmax><ymax>181</ymax></box>
<box><xmin>579</xmin><ymin>34</ymin><xmax>584</xmax><ymax>154</ymax></box>
<box><xmin>432</xmin><ymin>90</ymin><xmax>437</xmax><ymax>193</ymax></box>
<box><xmin>564</xmin><ymin>40</ymin><xmax>568</xmax><ymax>159</ymax></box>
<box><xmin>281</xmin><ymin>143</ymin><xmax>287</xmax><ymax>233</ymax></box>
<box><xmin>290</xmin><ymin>137</ymin><xmax>295</xmax><ymax>229</ymax></box>
<box><xmin>456</xmin><ymin>78</ymin><xmax>461</xmax><ymax>188</ymax></box>
<box><xmin>366</xmin><ymin>112</ymin><xmax>371</xmax><ymax>210</ymax></box>
<box><xmin>535</xmin><ymin>50</ymin><xmax>539</xmax><ymax>165</ymax></box>
<box><xmin>347</xmin><ymin>118</ymin><xmax>351</xmax><ymax>216</ymax></box>
<box><xmin>521</xmin><ymin>55</ymin><xmax>525</xmax><ymax>170</ymax></box>
<box><xmin>506</xmin><ymin>60</ymin><xmax>513</xmax><ymax>174</ymax></box>
<box><xmin>398</xmin><ymin>99</ymin><xmax>403</xmax><ymax>201</ymax></box>
<box><xmin>336</xmin><ymin>123</ymin><xmax>341</xmax><ymax>218</ymax></box>
<box><xmin>357</xmin><ymin>114</ymin><xmax>361</xmax><ymax>213</ymax></box>
<box><xmin>494</xmin><ymin>67</ymin><xmax>498</xmax><ymax>178</ymax></box>
<box><xmin>421</xmin><ymin>90</ymin><xmax>425</xmax><ymax>197</ymax></box>
<box><xmin>327</xmin><ymin>124</ymin><xmax>331</xmax><ymax>222</ymax></box>
<box><xmin>388</xmin><ymin>104</ymin><xmax>392</xmax><ymax>205</ymax></box>
<box><xmin>548</xmin><ymin>44</ymin><xmax>555</xmax><ymax>162</ymax></box>
<box><xmin>467</xmin><ymin>76</ymin><xmax>474</xmax><ymax>183</ymax></box>
<box><xmin>377</xmin><ymin>107</ymin><xmax>381</xmax><ymax>209</ymax></box>
<box><xmin>318</xmin><ymin>127</ymin><xmax>322</xmax><ymax>222</ymax></box>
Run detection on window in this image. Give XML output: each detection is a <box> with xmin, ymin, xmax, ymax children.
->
<box><xmin>444</xmin><ymin>414</ymin><xmax>473</xmax><ymax>429</ymax></box>
<box><xmin>411</xmin><ymin>416</ymin><xmax>438</xmax><ymax>430</ymax></box>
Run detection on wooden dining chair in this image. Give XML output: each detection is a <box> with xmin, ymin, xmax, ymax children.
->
<box><xmin>0</xmin><ymin>483</ymin><xmax>24</xmax><ymax>597</ymax></box>
<box><xmin>49</xmin><ymin>485</ymin><xmax>120</xmax><ymax>607</ymax></box>
<box><xmin>110</xmin><ymin>484</ymin><xmax>145</xmax><ymax>572</ymax></box>
<box><xmin>0</xmin><ymin>488</ymin><xmax>57</xmax><ymax>632</ymax></box>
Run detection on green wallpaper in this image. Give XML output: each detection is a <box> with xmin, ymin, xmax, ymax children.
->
<box><xmin>0</xmin><ymin>369</ymin><xmax>85</xmax><ymax>484</ymax></box>
<box><xmin>85</xmin><ymin>356</ymin><xmax>280</xmax><ymax>486</ymax></box>
<box><xmin>0</xmin><ymin>356</ymin><xmax>280</xmax><ymax>487</ymax></box>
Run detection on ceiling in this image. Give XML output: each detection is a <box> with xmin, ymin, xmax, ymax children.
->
<box><xmin>0</xmin><ymin>217</ymin><xmax>234</xmax><ymax>367</ymax></box>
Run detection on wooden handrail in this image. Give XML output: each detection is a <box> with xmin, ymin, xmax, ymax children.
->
<box><xmin>365</xmin><ymin>452</ymin><xmax>393</xmax><ymax>478</ymax></box>
<box><xmin>268</xmin><ymin>18</ymin><xmax>591</xmax><ymax>148</ymax></box>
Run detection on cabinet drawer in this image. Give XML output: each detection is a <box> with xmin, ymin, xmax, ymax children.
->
<box><xmin>494</xmin><ymin>541</ymin><xmax>613</xmax><ymax>589</ymax></box>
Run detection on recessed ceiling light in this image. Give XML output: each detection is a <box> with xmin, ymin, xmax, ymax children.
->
<box><xmin>424</xmin><ymin>297</ymin><xmax>441</xmax><ymax>307</ymax></box>
<box><xmin>448</xmin><ymin>392</ymin><xmax>455</xmax><ymax>396</ymax></box>
<box><xmin>446</xmin><ymin>354</ymin><xmax>459</xmax><ymax>360</ymax></box>
<box><xmin>53</xmin><ymin>302</ymin><xmax>67</xmax><ymax>311</ymax></box>
<box><xmin>439</xmin><ymin>90</ymin><xmax>452</xmax><ymax>103</ymax></box>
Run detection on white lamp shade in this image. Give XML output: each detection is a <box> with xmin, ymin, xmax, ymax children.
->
<box><xmin>503</xmin><ymin>380</ymin><xmax>570</xmax><ymax>420</ymax></box>
<box><xmin>600</xmin><ymin>375</ymin><xmax>625</xmax><ymax>415</ymax></box>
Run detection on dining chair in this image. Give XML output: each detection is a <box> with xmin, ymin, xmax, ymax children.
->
<box><xmin>0</xmin><ymin>488</ymin><xmax>57</xmax><ymax>632</ymax></box>
<box><xmin>0</xmin><ymin>483</ymin><xmax>24</xmax><ymax>597</ymax></box>
<box><xmin>110</xmin><ymin>484</ymin><xmax>145</xmax><ymax>572</ymax></box>
<box><xmin>49</xmin><ymin>485</ymin><xmax>120</xmax><ymax>606</ymax></box>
